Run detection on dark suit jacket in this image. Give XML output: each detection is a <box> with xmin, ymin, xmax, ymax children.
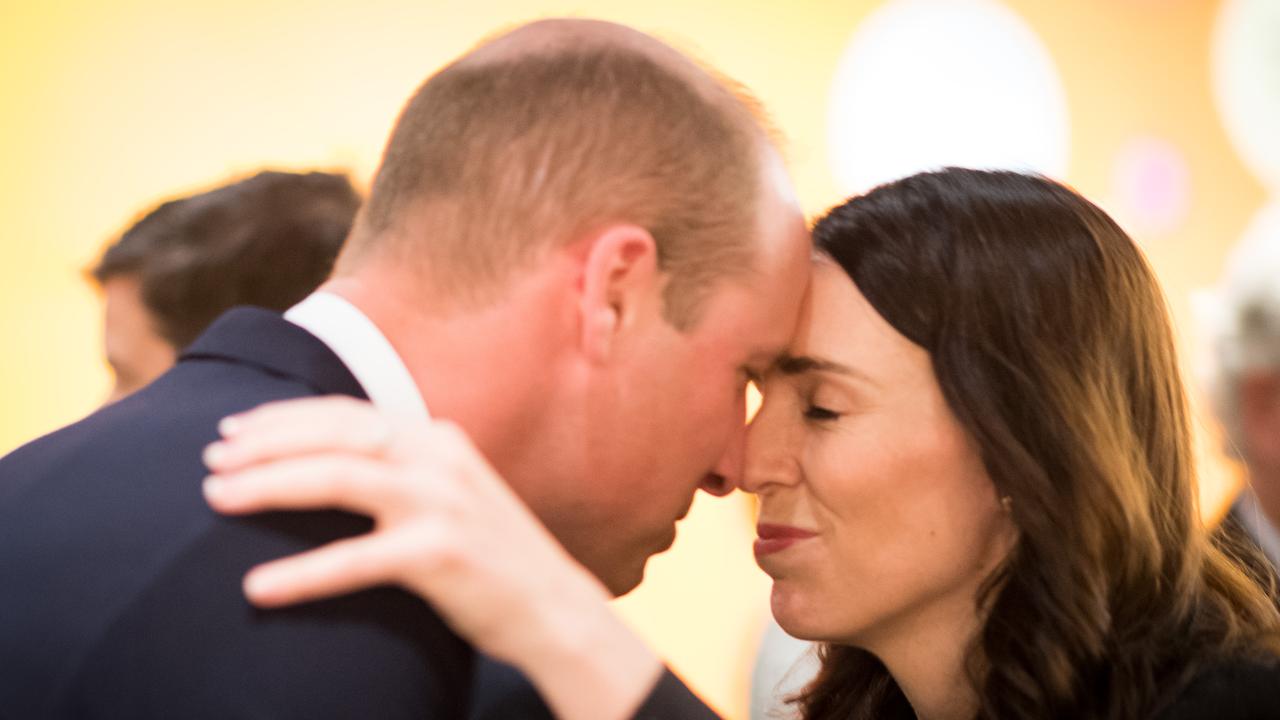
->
<box><xmin>0</xmin><ymin>308</ymin><xmax>472</xmax><ymax>719</ymax></box>
<box><xmin>471</xmin><ymin>655</ymin><xmax>721</xmax><ymax>720</ymax></box>
<box><xmin>469</xmin><ymin>656</ymin><xmax>555</xmax><ymax>720</ymax></box>
<box><xmin>1156</xmin><ymin>656</ymin><xmax>1280</xmax><ymax>720</ymax></box>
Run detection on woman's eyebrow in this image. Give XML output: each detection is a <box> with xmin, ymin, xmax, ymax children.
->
<box><xmin>775</xmin><ymin>354</ymin><xmax>878</xmax><ymax>388</ymax></box>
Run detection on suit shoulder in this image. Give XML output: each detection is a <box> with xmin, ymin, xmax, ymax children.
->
<box><xmin>1157</xmin><ymin>654</ymin><xmax>1280</xmax><ymax>720</ymax></box>
<box><xmin>63</xmin><ymin>498</ymin><xmax>473</xmax><ymax>718</ymax></box>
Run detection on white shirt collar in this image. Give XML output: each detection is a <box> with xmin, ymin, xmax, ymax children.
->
<box><xmin>284</xmin><ymin>291</ymin><xmax>430</xmax><ymax>424</ymax></box>
<box><xmin>1235</xmin><ymin>488</ymin><xmax>1280</xmax><ymax>570</ymax></box>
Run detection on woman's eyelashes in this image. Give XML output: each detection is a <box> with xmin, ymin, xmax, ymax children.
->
<box><xmin>799</xmin><ymin>380</ymin><xmax>862</xmax><ymax>423</ymax></box>
<box><xmin>802</xmin><ymin>402</ymin><xmax>841</xmax><ymax>422</ymax></box>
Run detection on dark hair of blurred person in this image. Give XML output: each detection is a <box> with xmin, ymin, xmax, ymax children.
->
<box><xmin>789</xmin><ymin>168</ymin><xmax>1280</xmax><ymax>720</ymax></box>
<box><xmin>90</xmin><ymin>170</ymin><xmax>361</xmax><ymax>400</ymax></box>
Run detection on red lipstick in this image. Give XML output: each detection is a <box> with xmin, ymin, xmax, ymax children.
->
<box><xmin>754</xmin><ymin>523</ymin><xmax>817</xmax><ymax>558</ymax></box>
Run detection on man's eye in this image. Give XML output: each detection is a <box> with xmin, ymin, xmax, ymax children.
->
<box><xmin>803</xmin><ymin>404</ymin><xmax>840</xmax><ymax>422</ymax></box>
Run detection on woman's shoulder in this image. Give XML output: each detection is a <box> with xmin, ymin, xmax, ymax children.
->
<box><xmin>1156</xmin><ymin>653</ymin><xmax>1280</xmax><ymax>720</ymax></box>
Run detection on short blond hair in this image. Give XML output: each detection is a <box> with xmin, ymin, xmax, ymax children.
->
<box><xmin>343</xmin><ymin>42</ymin><xmax>765</xmax><ymax>328</ymax></box>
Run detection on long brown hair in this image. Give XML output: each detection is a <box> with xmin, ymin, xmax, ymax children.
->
<box><xmin>796</xmin><ymin>168</ymin><xmax>1280</xmax><ymax>719</ymax></box>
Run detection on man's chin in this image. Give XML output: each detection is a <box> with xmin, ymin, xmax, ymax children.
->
<box><xmin>602</xmin><ymin>559</ymin><xmax>648</xmax><ymax>597</ymax></box>
<box><xmin>593</xmin><ymin>530</ymin><xmax>677</xmax><ymax>596</ymax></box>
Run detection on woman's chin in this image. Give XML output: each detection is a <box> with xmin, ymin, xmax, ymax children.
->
<box><xmin>771</xmin><ymin>584</ymin><xmax>828</xmax><ymax>641</ymax></box>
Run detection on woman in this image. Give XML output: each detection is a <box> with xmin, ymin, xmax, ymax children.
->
<box><xmin>753</xmin><ymin>168</ymin><xmax>1280</xmax><ymax>719</ymax></box>
<box><xmin>206</xmin><ymin>168</ymin><xmax>1280</xmax><ymax>719</ymax></box>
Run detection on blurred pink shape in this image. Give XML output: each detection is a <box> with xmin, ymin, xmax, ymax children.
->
<box><xmin>1110</xmin><ymin>136</ymin><xmax>1191</xmax><ymax>238</ymax></box>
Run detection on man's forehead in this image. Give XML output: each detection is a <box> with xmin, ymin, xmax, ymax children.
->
<box><xmin>707</xmin><ymin>265</ymin><xmax>808</xmax><ymax>360</ymax></box>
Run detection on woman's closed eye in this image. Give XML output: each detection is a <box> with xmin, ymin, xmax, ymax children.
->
<box><xmin>803</xmin><ymin>403</ymin><xmax>842</xmax><ymax>422</ymax></box>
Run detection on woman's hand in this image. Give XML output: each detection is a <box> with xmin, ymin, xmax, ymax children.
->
<box><xmin>202</xmin><ymin>396</ymin><xmax>662</xmax><ymax>720</ymax></box>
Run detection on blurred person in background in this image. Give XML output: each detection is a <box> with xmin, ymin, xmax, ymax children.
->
<box><xmin>90</xmin><ymin>169</ymin><xmax>360</xmax><ymax>402</ymax></box>
<box><xmin>750</xmin><ymin>618</ymin><xmax>817</xmax><ymax>719</ymax></box>
<box><xmin>1205</xmin><ymin>219</ymin><xmax>1280</xmax><ymax>572</ymax></box>
<box><xmin>209</xmin><ymin>169</ymin><xmax>1280</xmax><ymax>720</ymax></box>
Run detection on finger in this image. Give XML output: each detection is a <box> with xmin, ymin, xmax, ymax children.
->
<box><xmin>243</xmin><ymin>533</ymin><xmax>408</xmax><ymax>608</ymax></box>
<box><xmin>218</xmin><ymin>396</ymin><xmax>374</xmax><ymax>438</ymax></box>
<box><xmin>204</xmin><ymin>454</ymin><xmax>405</xmax><ymax>518</ymax></box>
<box><xmin>205</xmin><ymin>397</ymin><xmax>393</xmax><ymax>472</ymax></box>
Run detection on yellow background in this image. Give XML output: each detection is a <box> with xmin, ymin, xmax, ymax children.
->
<box><xmin>0</xmin><ymin>1</ymin><xmax>1266</xmax><ymax>718</ymax></box>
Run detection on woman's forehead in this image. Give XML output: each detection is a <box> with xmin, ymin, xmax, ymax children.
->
<box><xmin>793</xmin><ymin>262</ymin><xmax>928</xmax><ymax>380</ymax></box>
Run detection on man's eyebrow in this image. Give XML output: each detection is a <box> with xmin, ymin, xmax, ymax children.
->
<box><xmin>750</xmin><ymin>346</ymin><xmax>789</xmax><ymax>365</ymax></box>
<box><xmin>775</xmin><ymin>354</ymin><xmax>878</xmax><ymax>386</ymax></box>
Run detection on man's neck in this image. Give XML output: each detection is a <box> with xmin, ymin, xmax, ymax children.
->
<box><xmin>316</xmin><ymin>261</ymin><xmax>576</xmax><ymax>486</ymax></box>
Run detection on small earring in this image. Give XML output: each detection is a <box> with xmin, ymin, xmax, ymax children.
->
<box><xmin>1000</xmin><ymin>496</ymin><xmax>1013</xmax><ymax>512</ymax></box>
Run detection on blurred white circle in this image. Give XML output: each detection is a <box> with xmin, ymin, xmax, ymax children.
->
<box><xmin>827</xmin><ymin>0</ymin><xmax>1070</xmax><ymax>195</ymax></box>
<box><xmin>1109</xmin><ymin>136</ymin><xmax>1191</xmax><ymax>239</ymax></box>
<box><xmin>1213</xmin><ymin>0</ymin><xmax>1280</xmax><ymax>191</ymax></box>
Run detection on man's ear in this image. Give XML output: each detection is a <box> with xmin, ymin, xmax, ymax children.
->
<box><xmin>1241</xmin><ymin>370</ymin><xmax>1280</xmax><ymax>468</ymax></box>
<box><xmin>578</xmin><ymin>224</ymin><xmax>659</xmax><ymax>362</ymax></box>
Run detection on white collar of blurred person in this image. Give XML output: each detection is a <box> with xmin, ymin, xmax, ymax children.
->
<box><xmin>1234</xmin><ymin>488</ymin><xmax>1280</xmax><ymax>571</ymax></box>
<box><xmin>285</xmin><ymin>291</ymin><xmax>430</xmax><ymax>424</ymax></box>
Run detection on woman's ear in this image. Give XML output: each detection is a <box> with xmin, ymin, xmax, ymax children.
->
<box><xmin>577</xmin><ymin>224</ymin><xmax>659</xmax><ymax>362</ymax></box>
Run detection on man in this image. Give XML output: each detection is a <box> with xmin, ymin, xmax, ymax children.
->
<box><xmin>0</xmin><ymin>18</ymin><xmax>809</xmax><ymax>720</ymax></box>
<box><xmin>91</xmin><ymin>169</ymin><xmax>361</xmax><ymax>401</ymax></box>
<box><xmin>1207</xmin><ymin>216</ymin><xmax>1280</xmax><ymax>571</ymax></box>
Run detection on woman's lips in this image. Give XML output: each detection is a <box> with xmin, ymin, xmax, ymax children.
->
<box><xmin>754</xmin><ymin>523</ymin><xmax>817</xmax><ymax>558</ymax></box>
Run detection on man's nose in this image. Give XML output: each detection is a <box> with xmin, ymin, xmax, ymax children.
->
<box><xmin>700</xmin><ymin>419</ymin><xmax>747</xmax><ymax>497</ymax></box>
<box><xmin>740</xmin><ymin>402</ymin><xmax>798</xmax><ymax>494</ymax></box>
